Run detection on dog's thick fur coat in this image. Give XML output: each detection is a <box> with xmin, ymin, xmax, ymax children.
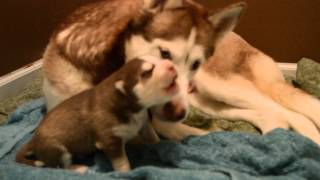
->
<box><xmin>42</xmin><ymin>0</ymin><xmax>320</xmax><ymax>144</ymax></box>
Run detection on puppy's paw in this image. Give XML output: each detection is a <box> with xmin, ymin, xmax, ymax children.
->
<box><xmin>69</xmin><ymin>165</ymin><xmax>89</xmax><ymax>174</ymax></box>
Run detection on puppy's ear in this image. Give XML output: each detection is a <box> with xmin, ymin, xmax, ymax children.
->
<box><xmin>208</xmin><ymin>2</ymin><xmax>246</xmax><ymax>42</ymax></box>
<box><xmin>115</xmin><ymin>80</ymin><xmax>126</xmax><ymax>95</ymax></box>
<box><xmin>142</xmin><ymin>0</ymin><xmax>183</xmax><ymax>12</ymax></box>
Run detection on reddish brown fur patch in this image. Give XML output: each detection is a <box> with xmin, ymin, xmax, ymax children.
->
<box><xmin>50</xmin><ymin>0</ymin><xmax>143</xmax><ymax>83</ymax></box>
<box><xmin>139</xmin><ymin>8</ymin><xmax>194</xmax><ymax>40</ymax></box>
<box><xmin>98</xmin><ymin>136</ymin><xmax>123</xmax><ymax>158</ymax></box>
<box><xmin>203</xmin><ymin>32</ymin><xmax>259</xmax><ymax>80</ymax></box>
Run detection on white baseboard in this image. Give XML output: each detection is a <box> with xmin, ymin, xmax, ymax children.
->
<box><xmin>0</xmin><ymin>61</ymin><xmax>297</xmax><ymax>101</ymax></box>
<box><xmin>0</xmin><ymin>60</ymin><xmax>42</xmax><ymax>101</ymax></box>
<box><xmin>277</xmin><ymin>63</ymin><xmax>297</xmax><ymax>77</ymax></box>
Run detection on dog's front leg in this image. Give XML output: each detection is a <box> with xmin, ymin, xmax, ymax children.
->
<box><xmin>193</xmin><ymin>70</ymin><xmax>320</xmax><ymax>144</ymax></box>
<box><xmin>150</xmin><ymin>96</ymin><xmax>209</xmax><ymax>141</ymax></box>
<box><xmin>110</xmin><ymin>152</ymin><xmax>130</xmax><ymax>172</ymax></box>
<box><xmin>96</xmin><ymin>137</ymin><xmax>130</xmax><ymax>172</ymax></box>
<box><xmin>152</xmin><ymin>115</ymin><xmax>209</xmax><ymax>141</ymax></box>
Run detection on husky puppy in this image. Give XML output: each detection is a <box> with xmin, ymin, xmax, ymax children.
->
<box><xmin>42</xmin><ymin>0</ymin><xmax>246</xmax><ymax>141</ymax></box>
<box><xmin>16</xmin><ymin>58</ymin><xmax>179</xmax><ymax>172</ymax></box>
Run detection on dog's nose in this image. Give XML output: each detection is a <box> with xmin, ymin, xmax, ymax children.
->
<box><xmin>188</xmin><ymin>81</ymin><xmax>197</xmax><ymax>94</ymax></box>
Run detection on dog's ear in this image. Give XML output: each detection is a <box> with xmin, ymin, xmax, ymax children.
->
<box><xmin>115</xmin><ymin>80</ymin><xmax>126</xmax><ymax>95</ymax></box>
<box><xmin>143</xmin><ymin>0</ymin><xmax>183</xmax><ymax>12</ymax></box>
<box><xmin>208</xmin><ymin>2</ymin><xmax>246</xmax><ymax>42</ymax></box>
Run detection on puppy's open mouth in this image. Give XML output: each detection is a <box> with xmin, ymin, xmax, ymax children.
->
<box><xmin>164</xmin><ymin>75</ymin><xmax>178</xmax><ymax>94</ymax></box>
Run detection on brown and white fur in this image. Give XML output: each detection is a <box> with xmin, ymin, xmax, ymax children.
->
<box><xmin>42</xmin><ymin>0</ymin><xmax>320</xmax><ymax>144</ymax></box>
<box><xmin>42</xmin><ymin>0</ymin><xmax>239</xmax><ymax>140</ymax></box>
<box><xmin>16</xmin><ymin>58</ymin><xmax>179</xmax><ymax>172</ymax></box>
<box><xmin>189</xmin><ymin>31</ymin><xmax>320</xmax><ymax>144</ymax></box>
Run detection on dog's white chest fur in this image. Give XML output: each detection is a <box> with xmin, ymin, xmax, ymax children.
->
<box><xmin>112</xmin><ymin>110</ymin><xmax>148</xmax><ymax>141</ymax></box>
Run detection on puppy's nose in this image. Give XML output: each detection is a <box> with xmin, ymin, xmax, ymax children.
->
<box><xmin>168</xmin><ymin>66</ymin><xmax>177</xmax><ymax>79</ymax></box>
<box><xmin>168</xmin><ymin>65</ymin><xmax>176</xmax><ymax>73</ymax></box>
<box><xmin>162</xmin><ymin>60</ymin><xmax>177</xmax><ymax>75</ymax></box>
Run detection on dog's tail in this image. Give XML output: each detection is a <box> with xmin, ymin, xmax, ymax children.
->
<box><xmin>15</xmin><ymin>142</ymin><xmax>43</xmax><ymax>167</ymax></box>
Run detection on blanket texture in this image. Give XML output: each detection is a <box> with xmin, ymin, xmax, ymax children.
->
<box><xmin>296</xmin><ymin>58</ymin><xmax>320</xmax><ymax>98</ymax></box>
<box><xmin>1</xmin><ymin>99</ymin><xmax>320</xmax><ymax>180</ymax></box>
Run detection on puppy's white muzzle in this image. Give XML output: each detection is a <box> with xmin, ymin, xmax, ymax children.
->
<box><xmin>159</xmin><ymin>60</ymin><xmax>179</xmax><ymax>95</ymax></box>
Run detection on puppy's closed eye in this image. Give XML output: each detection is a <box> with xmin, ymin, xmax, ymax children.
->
<box><xmin>140</xmin><ymin>65</ymin><xmax>154</xmax><ymax>79</ymax></box>
<box><xmin>115</xmin><ymin>80</ymin><xmax>126</xmax><ymax>94</ymax></box>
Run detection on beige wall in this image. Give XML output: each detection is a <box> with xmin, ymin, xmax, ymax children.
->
<box><xmin>0</xmin><ymin>0</ymin><xmax>319</xmax><ymax>76</ymax></box>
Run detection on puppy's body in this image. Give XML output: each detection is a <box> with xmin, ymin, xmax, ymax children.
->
<box><xmin>16</xmin><ymin>59</ymin><xmax>179</xmax><ymax>171</ymax></box>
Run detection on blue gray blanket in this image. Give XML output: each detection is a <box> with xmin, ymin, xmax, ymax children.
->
<box><xmin>1</xmin><ymin>98</ymin><xmax>320</xmax><ymax>180</ymax></box>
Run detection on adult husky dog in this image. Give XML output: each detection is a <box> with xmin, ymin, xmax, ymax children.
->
<box><xmin>42</xmin><ymin>0</ymin><xmax>320</xmax><ymax>144</ymax></box>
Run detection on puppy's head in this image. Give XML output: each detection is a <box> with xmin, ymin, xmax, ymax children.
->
<box><xmin>115</xmin><ymin>57</ymin><xmax>179</xmax><ymax>108</ymax></box>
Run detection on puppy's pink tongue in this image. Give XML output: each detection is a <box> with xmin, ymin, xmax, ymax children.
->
<box><xmin>165</xmin><ymin>81</ymin><xmax>178</xmax><ymax>94</ymax></box>
<box><xmin>164</xmin><ymin>74</ymin><xmax>179</xmax><ymax>94</ymax></box>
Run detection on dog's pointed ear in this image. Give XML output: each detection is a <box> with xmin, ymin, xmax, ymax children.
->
<box><xmin>115</xmin><ymin>80</ymin><xmax>126</xmax><ymax>95</ymax></box>
<box><xmin>142</xmin><ymin>0</ymin><xmax>183</xmax><ymax>12</ymax></box>
<box><xmin>208</xmin><ymin>2</ymin><xmax>246</xmax><ymax>42</ymax></box>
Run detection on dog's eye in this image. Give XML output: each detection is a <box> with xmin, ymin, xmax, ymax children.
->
<box><xmin>190</xmin><ymin>60</ymin><xmax>201</xmax><ymax>71</ymax></box>
<box><xmin>159</xmin><ymin>48</ymin><xmax>172</xmax><ymax>60</ymax></box>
